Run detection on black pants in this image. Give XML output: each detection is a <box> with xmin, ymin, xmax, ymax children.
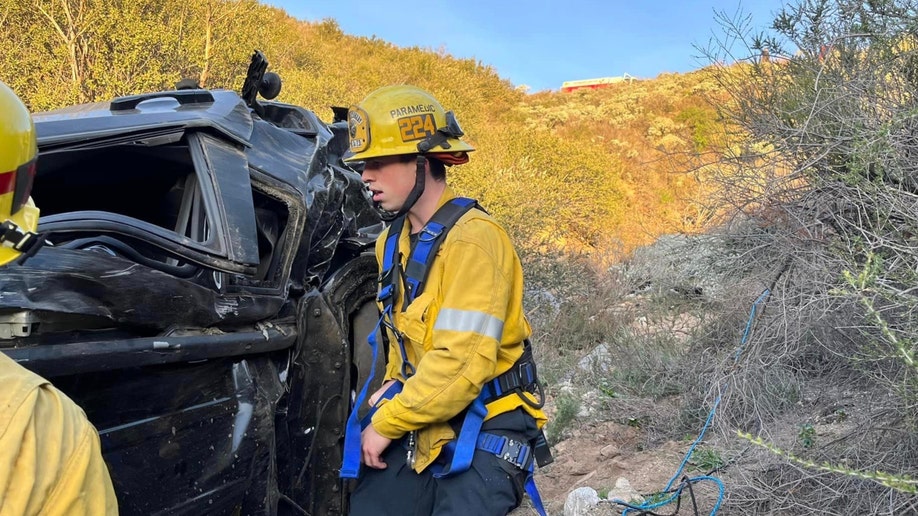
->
<box><xmin>348</xmin><ymin>409</ymin><xmax>539</xmax><ymax>516</ymax></box>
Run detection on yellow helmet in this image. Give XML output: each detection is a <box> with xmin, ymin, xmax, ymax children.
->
<box><xmin>0</xmin><ymin>81</ymin><xmax>41</xmax><ymax>266</ymax></box>
<box><xmin>344</xmin><ymin>85</ymin><xmax>475</xmax><ymax>163</ymax></box>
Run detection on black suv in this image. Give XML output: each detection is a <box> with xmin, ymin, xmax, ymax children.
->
<box><xmin>0</xmin><ymin>53</ymin><xmax>382</xmax><ymax>515</ymax></box>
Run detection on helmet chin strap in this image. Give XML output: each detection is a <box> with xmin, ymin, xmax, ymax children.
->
<box><xmin>376</xmin><ymin>155</ymin><xmax>427</xmax><ymax>222</ymax></box>
<box><xmin>0</xmin><ymin>220</ymin><xmax>45</xmax><ymax>264</ymax></box>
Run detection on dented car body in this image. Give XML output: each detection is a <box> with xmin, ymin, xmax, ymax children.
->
<box><xmin>0</xmin><ymin>76</ymin><xmax>382</xmax><ymax>514</ymax></box>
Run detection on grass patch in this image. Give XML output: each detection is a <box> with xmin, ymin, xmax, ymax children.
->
<box><xmin>689</xmin><ymin>446</ymin><xmax>725</xmax><ymax>473</ymax></box>
<box><xmin>547</xmin><ymin>392</ymin><xmax>580</xmax><ymax>445</ymax></box>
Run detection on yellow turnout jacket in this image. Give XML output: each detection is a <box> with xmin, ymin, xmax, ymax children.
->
<box><xmin>0</xmin><ymin>352</ymin><xmax>118</xmax><ymax>516</ymax></box>
<box><xmin>371</xmin><ymin>186</ymin><xmax>547</xmax><ymax>472</ymax></box>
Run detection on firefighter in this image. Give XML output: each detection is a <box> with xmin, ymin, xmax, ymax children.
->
<box><xmin>343</xmin><ymin>85</ymin><xmax>549</xmax><ymax>516</ymax></box>
<box><xmin>0</xmin><ymin>81</ymin><xmax>118</xmax><ymax>515</ymax></box>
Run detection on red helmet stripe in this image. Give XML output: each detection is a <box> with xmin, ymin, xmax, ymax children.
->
<box><xmin>0</xmin><ymin>169</ymin><xmax>15</xmax><ymax>196</ymax></box>
<box><xmin>0</xmin><ymin>158</ymin><xmax>36</xmax><ymax>212</ymax></box>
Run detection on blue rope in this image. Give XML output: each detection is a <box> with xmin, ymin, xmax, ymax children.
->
<box><xmin>734</xmin><ymin>290</ymin><xmax>770</xmax><ymax>363</ymax></box>
<box><xmin>617</xmin><ymin>289</ymin><xmax>770</xmax><ymax>516</ymax></box>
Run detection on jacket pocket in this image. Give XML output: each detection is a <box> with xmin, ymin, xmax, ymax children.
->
<box><xmin>399</xmin><ymin>291</ymin><xmax>436</xmax><ymax>351</ymax></box>
<box><xmin>421</xmin><ymin>422</ymin><xmax>457</xmax><ymax>465</ymax></box>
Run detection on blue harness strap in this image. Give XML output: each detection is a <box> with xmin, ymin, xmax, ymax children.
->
<box><xmin>340</xmin><ymin>197</ymin><xmax>549</xmax><ymax>515</ymax></box>
<box><xmin>359</xmin><ymin>380</ymin><xmax>403</xmax><ymax>429</ymax></box>
<box><xmin>378</xmin><ymin>218</ymin><xmax>416</xmax><ymax>378</ymax></box>
<box><xmin>430</xmin><ymin>396</ymin><xmax>488</xmax><ymax>479</ymax></box>
<box><xmin>525</xmin><ymin>476</ymin><xmax>548</xmax><ymax>516</ymax></box>
<box><xmin>476</xmin><ymin>431</ymin><xmax>548</xmax><ymax>516</ymax></box>
<box><xmin>340</xmin><ymin>314</ymin><xmax>386</xmax><ymax>479</ymax></box>
<box><xmin>341</xmin><ymin>200</ymin><xmax>475</xmax><ymax>479</ymax></box>
<box><xmin>377</xmin><ymin>215</ymin><xmax>404</xmax><ymax>315</ymax></box>
<box><xmin>357</xmin><ymin>388</ymin><xmax>548</xmax><ymax>516</ymax></box>
<box><xmin>402</xmin><ymin>197</ymin><xmax>478</xmax><ymax>305</ymax></box>
<box><xmin>428</xmin><ymin>385</ymin><xmax>548</xmax><ymax>515</ymax></box>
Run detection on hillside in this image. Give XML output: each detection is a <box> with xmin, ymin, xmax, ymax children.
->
<box><xmin>522</xmin><ymin>1</ymin><xmax>918</xmax><ymax>513</ymax></box>
<box><xmin>1</xmin><ymin>0</ymin><xmax>736</xmax><ymax>261</ymax></box>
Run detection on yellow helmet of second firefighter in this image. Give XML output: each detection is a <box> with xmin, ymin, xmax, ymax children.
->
<box><xmin>0</xmin><ymin>81</ymin><xmax>41</xmax><ymax>266</ymax></box>
<box><xmin>344</xmin><ymin>85</ymin><xmax>475</xmax><ymax>163</ymax></box>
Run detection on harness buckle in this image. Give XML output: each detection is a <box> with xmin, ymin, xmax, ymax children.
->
<box><xmin>501</xmin><ymin>438</ymin><xmax>532</xmax><ymax>470</ymax></box>
<box><xmin>418</xmin><ymin>224</ymin><xmax>444</xmax><ymax>243</ymax></box>
<box><xmin>519</xmin><ymin>362</ymin><xmax>535</xmax><ymax>387</ymax></box>
<box><xmin>377</xmin><ymin>284</ymin><xmax>394</xmax><ymax>303</ymax></box>
<box><xmin>521</xmin><ymin>379</ymin><xmax>546</xmax><ymax>410</ymax></box>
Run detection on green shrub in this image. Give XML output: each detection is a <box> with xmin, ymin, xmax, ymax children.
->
<box><xmin>547</xmin><ymin>393</ymin><xmax>580</xmax><ymax>445</ymax></box>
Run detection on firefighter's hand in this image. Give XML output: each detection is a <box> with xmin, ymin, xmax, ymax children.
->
<box><xmin>369</xmin><ymin>379</ymin><xmax>397</xmax><ymax>406</ymax></box>
<box><xmin>361</xmin><ymin>425</ymin><xmax>392</xmax><ymax>469</ymax></box>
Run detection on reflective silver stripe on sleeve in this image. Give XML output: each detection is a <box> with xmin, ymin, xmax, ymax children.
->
<box><xmin>434</xmin><ymin>308</ymin><xmax>504</xmax><ymax>341</ymax></box>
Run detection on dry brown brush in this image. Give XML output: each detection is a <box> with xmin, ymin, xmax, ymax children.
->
<box><xmin>690</xmin><ymin>0</ymin><xmax>918</xmax><ymax>513</ymax></box>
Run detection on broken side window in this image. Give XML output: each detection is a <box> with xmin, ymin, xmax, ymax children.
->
<box><xmin>228</xmin><ymin>172</ymin><xmax>298</xmax><ymax>291</ymax></box>
<box><xmin>34</xmin><ymin>131</ymin><xmax>259</xmax><ymax>277</ymax></box>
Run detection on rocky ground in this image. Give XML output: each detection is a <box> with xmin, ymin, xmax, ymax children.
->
<box><xmin>506</xmin><ymin>233</ymin><xmax>916</xmax><ymax>515</ymax></box>
<box><xmin>511</xmin><ymin>420</ymin><xmax>722</xmax><ymax>516</ymax></box>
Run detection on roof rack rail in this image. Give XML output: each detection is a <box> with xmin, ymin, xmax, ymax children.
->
<box><xmin>110</xmin><ymin>90</ymin><xmax>215</xmax><ymax>112</ymax></box>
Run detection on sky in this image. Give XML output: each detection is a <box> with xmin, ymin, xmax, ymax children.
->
<box><xmin>267</xmin><ymin>0</ymin><xmax>786</xmax><ymax>93</ymax></box>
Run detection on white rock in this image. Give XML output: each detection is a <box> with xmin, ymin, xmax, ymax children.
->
<box><xmin>564</xmin><ymin>486</ymin><xmax>601</xmax><ymax>516</ymax></box>
<box><xmin>577</xmin><ymin>389</ymin><xmax>602</xmax><ymax>418</ymax></box>
<box><xmin>577</xmin><ymin>343</ymin><xmax>614</xmax><ymax>376</ymax></box>
<box><xmin>607</xmin><ymin>477</ymin><xmax>645</xmax><ymax>505</ymax></box>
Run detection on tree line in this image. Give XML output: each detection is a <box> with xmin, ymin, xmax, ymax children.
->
<box><xmin>2</xmin><ymin>0</ymin><xmax>732</xmax><ymax>260</ymax></box>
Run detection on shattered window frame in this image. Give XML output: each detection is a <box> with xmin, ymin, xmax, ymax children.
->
<box><xmin>226</xmin><ymin>169</ymin><xmax>301</xmax><ymax>292</ymax></box>
<box><xmin>34</xmin><ymin>131</ymin><xmax>261</xmax><ymax>276</ymax></box>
